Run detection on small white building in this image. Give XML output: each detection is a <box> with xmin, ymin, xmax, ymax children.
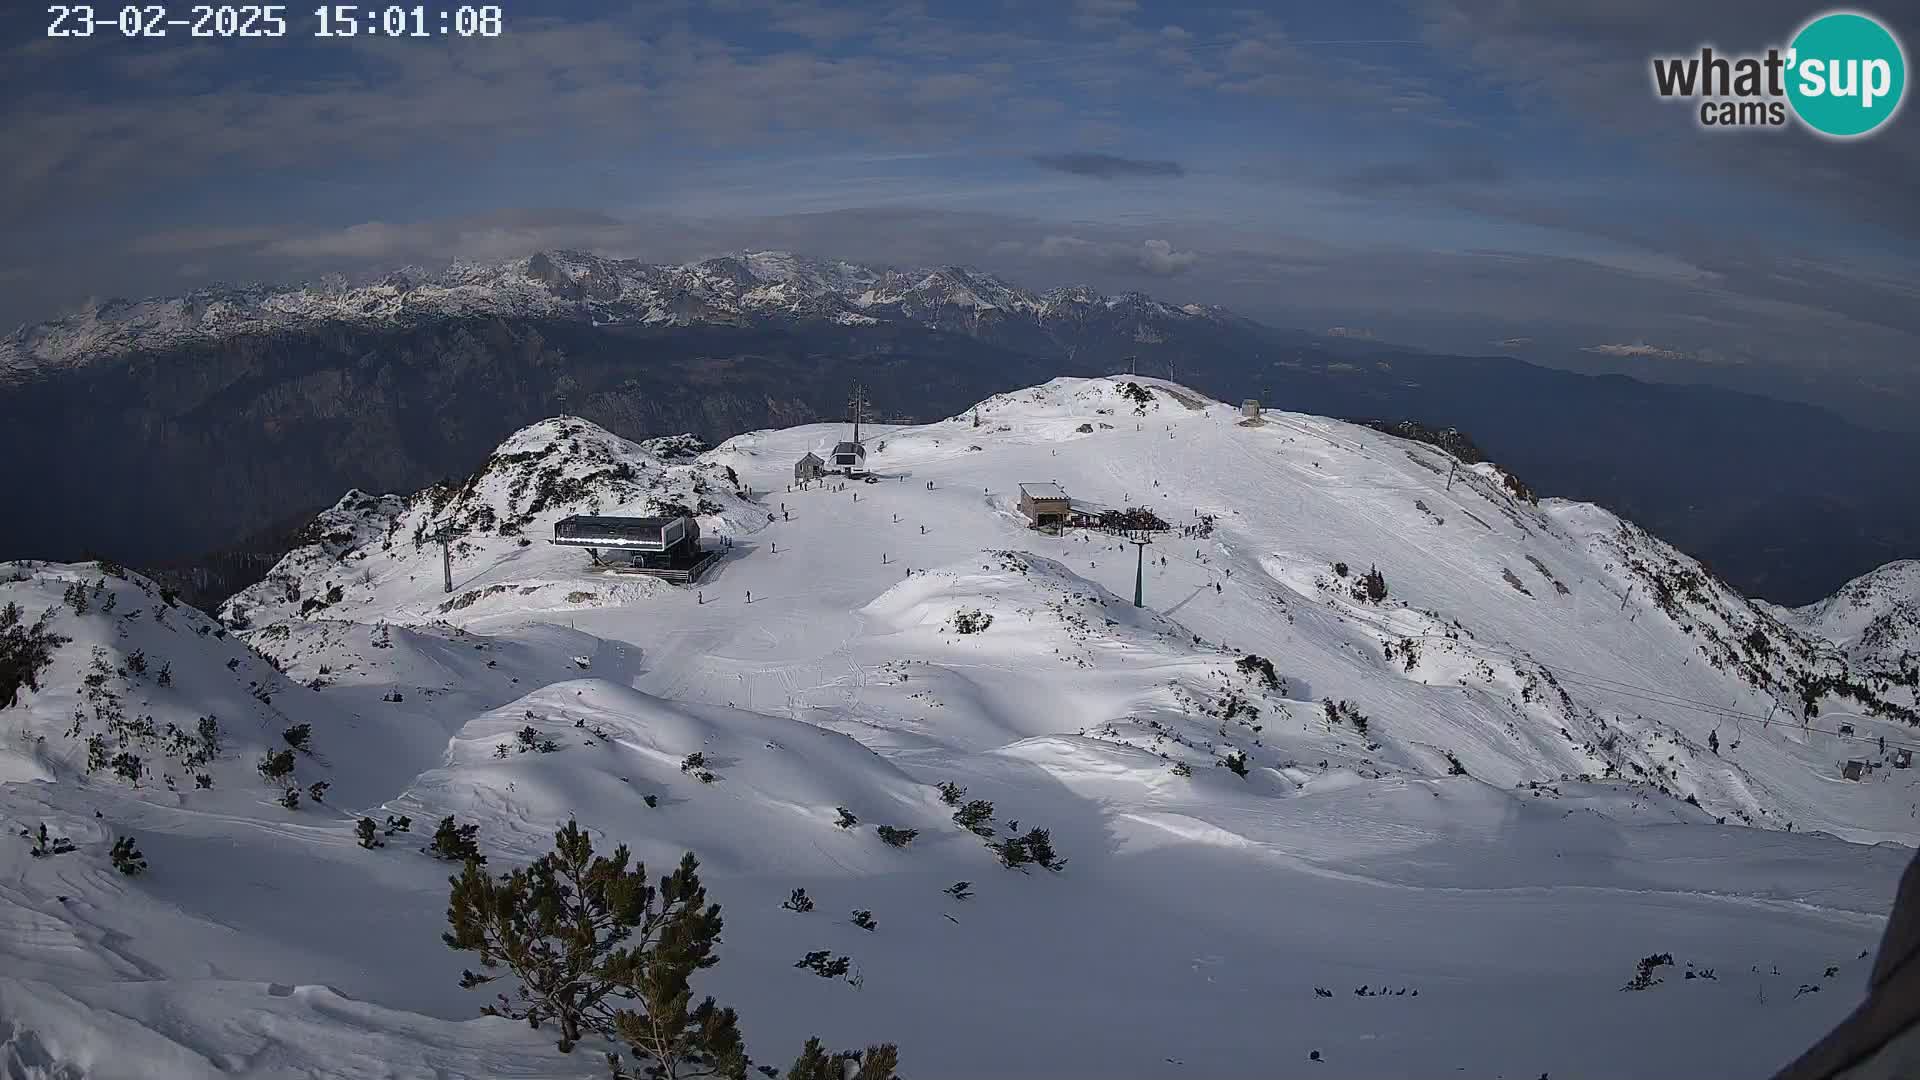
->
<box><xmin>794</xmin><ymin>451</ymin><xmax>825</xmax><ymax>482</ymax></box>
<box><xmin>1241</xmin><ymin>399</ymin><xmax>1261</xmax><ymax>418</ymax></box>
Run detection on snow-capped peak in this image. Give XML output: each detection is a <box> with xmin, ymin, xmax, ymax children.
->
<box><xmin>1781</xmin><ymin>559</ymin><xmax>1920</xmax><ymax>669</ymax></box>
<box><xmin>219</xmin><ymin>416</ymin><xmax>755</xmax><ymax>629</ymax></box>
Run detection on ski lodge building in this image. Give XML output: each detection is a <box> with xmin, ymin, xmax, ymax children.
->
<box><xmin>550</xmin><ymin>514</ymin><xmax>716</xmax><ymax>583</ymax></box>
<box><xmin>1019</xmin><ymin>482</ymin><xmax>1071</xmax><ymax>528</ymax></box>
<box><xmin>794</xmin><ymin>451</ymin><xmax>825</xmax><ymax>482</ymax></box>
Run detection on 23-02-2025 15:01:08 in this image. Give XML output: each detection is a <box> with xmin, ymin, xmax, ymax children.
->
<box><xmin>46</xmin><ymin>4</ymin><xmax>505</xmax><ymax>37</ymax></box>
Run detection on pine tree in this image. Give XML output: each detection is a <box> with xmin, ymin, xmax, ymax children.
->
<box><xmin>283</xmin><ymin>723</ymin><xmax>313</xmax><ymax>752</ymax></box>
<box><xmin>780</xmin><ymin>888</ymin><xmax>815</xmax><ymax>913</ymax></box>
<box><xmin>935</xmin><ymin>781</ymin><xmax>966</xmax><ymax>805</ymax></box>
<box><xmin>992</xmin><ymin>835</ymin><xmax>1030</xmax><ymax>869</ymax></box>
<box><xmin>0</xmin><ymin>602</ymin><xmax>72</xmax><ymax>710</ymax></box>
<box><xmin>446</xmin><ymin>820</ymin><xmax>897</xmax><ymax>1077</ymax></box>
<box><xmin>785</xmin><ymin>1039</ymin><xmax>902</xmax><ymax>1080</ymax></box>
<box><xmin>427</xmin><ymin>815</ymin><xmax>485</xmax><ymax>863</ymax></box>
<box><xmin>448</xmin><ymin>821</ymin><xmax>692</xmax><ymax>1052</ymax></box>
<box><xmin>875</xmin><ymin>826</ymin><xmax>917</xmax><ymax>848</ymax></box>
<box><xmin>357</xmin><ymin>817</ymin><xmax>384</xmax><ymax>849</ymax></box>
<box><xmin>258</xmin><ymin>749</ymin><xmax>295</xmax><ymax>783</ymax></box>
<box><xmin>110</xmin><ymin>836</ymin><xmax>146</xmax><ymax>875</ymax></box>
<box><xmin>447</xmin><ymin>821</ymin><xmax>734</xmax><ymax>1075</ymax></box>
<box><xmin>993</xmin><ymin>827</ymin><xmax>1067</xmax><ymax>872</ymax></box>
<box><xmin>794</xmin><ymin>951</ymin><xmax>851</xmax><ymax>979</ymax></box>
<box><xmin>834</xmin><ymin>807</ymin><xmax>858</xmax><ymax>829</ymax></box>
<box><xmin>951</xmin><ymin>799</ymin><xmax>995</xmax><ymax>837</ymax></box>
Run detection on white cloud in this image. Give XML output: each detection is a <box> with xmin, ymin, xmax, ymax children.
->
<box><xmin>1583</xmin><ymin>342</ymin><xmax>1694</xmax><ymax>362</ymax></box>
<box><xmin>1021</xmin><ymin>235</ymin><xmax>1198</xmax><ymax>275</ymax></box>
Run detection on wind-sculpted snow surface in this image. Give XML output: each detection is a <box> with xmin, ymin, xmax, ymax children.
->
<box><xmin>2</xmin><ymin>376</ymin><xmax>1916</xmax><ymax>1079</ymax></box>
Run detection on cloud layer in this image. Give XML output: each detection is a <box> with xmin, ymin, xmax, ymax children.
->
<box><xmin>1030</xmin><ymin>152</ymin><xmax>1185</xmax><ymax>178</ymax></box>
<box><xmin>1</xmin><ymin>0</ymin><xmax>1916</xmax><ymax>429</ymax></box>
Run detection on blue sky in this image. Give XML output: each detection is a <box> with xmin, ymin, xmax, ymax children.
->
<box><xmin>3</xmin><ymin>0</ymin><xmax>1917</xmax><ymax>425</ymax></box>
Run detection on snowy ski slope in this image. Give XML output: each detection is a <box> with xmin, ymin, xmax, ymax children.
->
<box><xmin>2</xmin><ymin>376</ymin><xmax>1914</xmax><ymax>1079</ymax></box>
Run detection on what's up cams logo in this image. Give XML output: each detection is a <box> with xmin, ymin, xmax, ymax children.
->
<box><xmin>1651</xmin><ymin>10</ymin><xmax>1906</xmax><ymax>137</ymax></box>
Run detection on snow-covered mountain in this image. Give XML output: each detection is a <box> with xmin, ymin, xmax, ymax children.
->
<box><xmin>2</xmin><ymin>377</ymin><xmax>1914</xmax><ymax>1079</ymax></box>
<box><xmin>221</xmin><ymin>420</ymin><xmax>760</xmax><ymax>631</ymax></box>
<box><xmin>0</xmin><ymin>250</ymin><xmax>1226</xmax><ymax>380</ymax></box>
<box><xmin>1775</xmin><ymin>560</ymin><xmax>1920</xmax><ymax>674</ymax></box>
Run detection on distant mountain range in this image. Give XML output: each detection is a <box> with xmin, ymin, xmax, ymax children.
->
<box><xmin>0</xmin><ymin>250</ymin><xmax>1232</xmax><ymax>379</ymax></box>
<box><xmin>2</xmin><ymin>249</ymin><xmax>1915</xmax><ymax>606</ymax></box>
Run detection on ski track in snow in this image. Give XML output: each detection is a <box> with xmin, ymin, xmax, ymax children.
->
<box><xmin>1</xmin><ymin>376</ymin><xmax>1916</xmax><ymax>1080</ymax></box>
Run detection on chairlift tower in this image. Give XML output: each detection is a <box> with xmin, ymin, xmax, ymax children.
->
<box><xmin>1128</xmin><ymin>530</ymin><xmax>1153</xmax><ymax>608</ymax></box>
<box><xmin>847</xmin><ymin>382</ymin><xmax>873</xmax><ymax>446</ymax></box>
<box><xmin>429</xmin><ymin>526</ymin><xmax>458</xmax><ymax>593</ymax></box>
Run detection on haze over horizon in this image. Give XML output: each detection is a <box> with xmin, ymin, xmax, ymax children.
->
<box><xmin>3</xmin><ymin>0</ymin><xmax>1918</xmax><ymax>429</ymax></box>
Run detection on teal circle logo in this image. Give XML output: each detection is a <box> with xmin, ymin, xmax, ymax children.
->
<box><xmin>1786</xmin><ymin>11</ymin><xmax>1906</xmax><ymax>137</ymax></box>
